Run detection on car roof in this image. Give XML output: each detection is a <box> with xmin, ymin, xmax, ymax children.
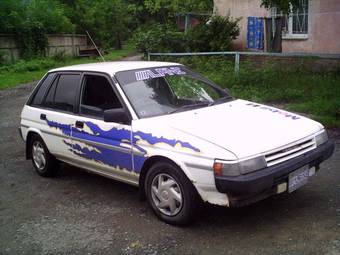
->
<box><xmin>49</xmin><ymin>61</ymin><xmax>181</xmax><ymax>76</ymax></box>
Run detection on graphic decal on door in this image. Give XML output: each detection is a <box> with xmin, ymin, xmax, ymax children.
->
<box><xmin>45</xmin><ymin>119</ymin><xmax>200</xmax><ymax>173</ymax></box>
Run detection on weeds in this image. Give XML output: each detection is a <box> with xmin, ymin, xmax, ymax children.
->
<box><xmin>154</xmin><ymin>56</ymin><xmax>340</xmax><ymax>127</ymax></box>
<box><xmin>0</xmin><ymin>44</ymin><xmax>135</xmax><ymax>89</ymax></box>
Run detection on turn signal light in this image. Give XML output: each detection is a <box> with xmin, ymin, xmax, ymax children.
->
<box><xmin>213</xmin><ymin>162</ymin><xmax>223</xmax><ymax>176</ymax></box>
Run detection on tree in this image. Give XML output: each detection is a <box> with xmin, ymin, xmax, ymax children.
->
<box><xmin>0</xmin><ymin>0</ymin><xmax>74</xmax><ymax>58</ymax></box>
<box><xmin>66</xmin><ymin>0</ymin><xmax>134</xmax><ymax>49</ymax></box>
<box><xmin>144</xmin><ymin>0</ymin><xmax>213</xmax><ymax>23</ymax></box>
<box><xmin>260</xmin><ymin>0</ymin><xmax>301</xmax><ymax>14</ymax></box>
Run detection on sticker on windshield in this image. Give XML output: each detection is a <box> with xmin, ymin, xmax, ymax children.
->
<box><xmin>135</xmin><ymin>67</ymin><xmax>186</xmax><ymax>81</ymax></box>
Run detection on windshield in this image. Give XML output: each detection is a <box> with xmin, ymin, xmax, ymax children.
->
<box><xmin>115</xmin><ymin>66</ymin><xmax>231</xmax><ymax>118</ymax></box>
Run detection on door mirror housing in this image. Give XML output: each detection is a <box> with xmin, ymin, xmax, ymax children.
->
<box><xmin>104</xmin><ymin>108</ymin><xmax>130</xmax><ymax>124</ymax></box>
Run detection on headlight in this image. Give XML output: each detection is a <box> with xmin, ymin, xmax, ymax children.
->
<box><xmin>315</xmin><ymin>130</ymin><xmax>328</xmax><ymax>146</ymax></box>
<box><xmin>213</xmin><ymin>156</ymin><xmax>267</xmax><ymax>177</ymax></box>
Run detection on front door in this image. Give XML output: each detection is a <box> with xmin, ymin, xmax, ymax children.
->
<box><xmin>70</xmin><ymin>73</ymin><xmax>137</xmax><ymax>185</ymax></box>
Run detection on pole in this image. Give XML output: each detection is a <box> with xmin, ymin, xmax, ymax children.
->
<box><xmin>184</xmin><ymin>14</ymin><xmax>189</xmax><ymax>34</ymax></box>
<box><xmin>86</xmin><ymin>30</ymin><xmax>105</xmax><ymax>62</ymax></box>
<box><xmin>235</xmin><ymin>52</ymin><xmax>240</xmax><ymax>74</ymax></box>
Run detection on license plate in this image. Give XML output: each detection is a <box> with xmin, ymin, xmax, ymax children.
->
<box><xmin>288</xmin><ymin>165</ymin><xmax>310</xmax><ymax>193</ymax></box>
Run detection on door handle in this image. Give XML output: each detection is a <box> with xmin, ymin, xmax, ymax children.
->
<box><xmin>75</xmin><ymin>121</ymin><xmax>84</xmax><ymax>129</ymax></box>
<box><xmin>40</xmin><ymin>114</ymin><xmax>46</xmax><ymax>120</ymax></box>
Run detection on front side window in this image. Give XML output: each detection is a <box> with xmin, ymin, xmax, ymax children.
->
<box><xmin>116</xmin><ymin>66</ymin><xmax>231</xmax><ymax>118</ymax></box>
<box><xmin>271</xmin><ymin>0</ymin><xmax>309</xmax><ymax>39</ymax></box>
<box><xmin>80</xmin><ymin>75</ymin><xmax>122</xmax><ymax>118</ymax></box>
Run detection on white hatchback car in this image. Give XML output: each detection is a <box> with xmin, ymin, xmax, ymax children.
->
<box><xmin>20</xmin><ymin>61</ymin><xmax>334</xmax><ymax>225</ymax></box>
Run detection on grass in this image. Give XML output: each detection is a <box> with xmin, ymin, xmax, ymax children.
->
<box><xmin>1</xmin><ymin>50</ymin><xmax>339</xmax><ymax>128</ymax></box>
<box><xmin>154</xmin><ymin>56</ymin><xmax>340</xmax><ymax>128</ymax></box>
<box><xmin>0</xmin><ymin>44</ymin><xmax>136</xmax><ymax>90</ymax></box>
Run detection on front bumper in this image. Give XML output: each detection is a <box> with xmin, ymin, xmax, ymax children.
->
<box><xmin>215</xmin><ymin>140</ymin><xmax>335</xmax><ymax>207</ymax></box>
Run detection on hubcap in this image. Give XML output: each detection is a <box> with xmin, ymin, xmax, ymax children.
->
<box><xmin>151</xmin><ymin>173</ymin><xmax>183</xmax><ymax>216</ymax></box>
<box><xmin>32</xmin><ymin>141</ymin><xmax>46</xmax><ymax>171</ymax></box>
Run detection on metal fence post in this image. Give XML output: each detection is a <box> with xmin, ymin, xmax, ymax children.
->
<box><xmin>234</xmin><ymin>52</ymin><xmax>240</xmax><ymax>74</ymax></box>
<box><xmin>147</xmin><ymin>52</ymin><xmax>150</xmax><ymax>61</ymax></box>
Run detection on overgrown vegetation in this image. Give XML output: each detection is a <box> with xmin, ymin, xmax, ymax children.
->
<box><xmin>152</xmin><ymin>56</ymin><xmax>340</xmax><ymax>127</ymax></box>
<box><xmin>0</xmin><ymin>45</ymin><xmax>135</xmax><ymax>89</ymax></box>
<box><xmin>0</xmin><ymin>0</ymin><xmax>74</xmax><ymax>58</ymax></box>
<box><xmin>133</xmin><ymin>16</ymin><xmax>240</xmax><ymax>54</ymax></box>
<box><xmin>0</xmin><ymin>0</ymin><xmax>214</xmax><ymax>57</ymax></box>
<box><xmin>1</xmin><ymin>0</ymin><xmax>339</xmax><ymax>129</ymax></box>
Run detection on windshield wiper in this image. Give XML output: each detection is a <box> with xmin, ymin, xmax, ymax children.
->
<box><xmin>168</xmin><ymin>102</ymin><xmax>210</xmax><ymax>114</ymax></box>
<box><xmin>208</xmin><ymin>96</ymin><xmax>233</xmax><ymax>106</ymax></box>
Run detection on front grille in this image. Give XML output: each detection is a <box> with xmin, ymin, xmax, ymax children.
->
<box><xmin>265</xmin><ymin>138</ymin><xmax>316</xmax><ymax>167</ymax></box>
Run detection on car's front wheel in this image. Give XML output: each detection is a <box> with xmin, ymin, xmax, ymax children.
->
<box><xmin>30</xmin><ymin>134</ymin><xmax>59</xmax><ymax>177</ymax></box>
<box><xmin>145</xmin><ymin>161</ymin><xmax>198</xmax><ymax>226</ymax></box>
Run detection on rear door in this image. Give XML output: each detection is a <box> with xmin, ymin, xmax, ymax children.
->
<box><xmin>30</xmin><ymin>72</ymin><xmax>82</xmax><ymax>160</ymax></box>
<box><xmin>70</xmin><ymin>73</ymin><xmax>137</xmax><ymax>184</ymax></box>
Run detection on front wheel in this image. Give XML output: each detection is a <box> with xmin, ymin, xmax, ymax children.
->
<box><xmin>145</xmin><ymin>161</ymin><xmax>198</xmax><ymax>226</ymax></box>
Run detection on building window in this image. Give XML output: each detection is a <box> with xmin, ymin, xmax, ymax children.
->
<box><xmin>271</xmin><ymin>0</ymin><xmax>309</xmax><ymax>39</ymax></box>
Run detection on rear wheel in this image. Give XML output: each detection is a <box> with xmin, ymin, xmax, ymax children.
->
<box><xmin>145</xmin><ymin>161</ymin><xmax>198</xmax><ymax>226</ymax></box>
<box><xmin>30</xmin><ymin>134</ymin><xmax>59</xmax><ymax>177</ymax></box>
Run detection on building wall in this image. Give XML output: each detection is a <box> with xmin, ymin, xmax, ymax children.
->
<box><xmin>0</xmin><ymin>34</ymin><xmax>87</xmax><ymax>63</ymax></box>
<box><xmin>214</xmin><ymin>0</ymin><xmax>340</xmax><ymax>53</ymax></box>
<box><xmin>214</xmin><ymin>0</ymin><xmax>269</xmax><ymax>50</ymax></box>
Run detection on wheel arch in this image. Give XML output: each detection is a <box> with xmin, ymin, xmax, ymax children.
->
<box><xmin>138</xmin><ymin>155</ymin><xmax>194</xmax><ymax>200</ymax></box>
<box><xmin>25</xmin><ymin>128</ymin><xmax>44</xmax><ymax>159</ymax></box>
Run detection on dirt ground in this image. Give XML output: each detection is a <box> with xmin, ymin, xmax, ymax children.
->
<box><xmin>0</xmin><ymin>81</ymin><xmax>339</xmax><ymax>255</ymax></box>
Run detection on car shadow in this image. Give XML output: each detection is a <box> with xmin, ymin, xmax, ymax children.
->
<box><xmin>56</xmin><ymin>162</ymin><xmax>324</xmax><ymax>229</ymax></box>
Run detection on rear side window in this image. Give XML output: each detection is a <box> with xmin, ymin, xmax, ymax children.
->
<box><xmin>30</xmin><ymin>73</ymin><xmax>56</xmax><ymax>106</ymax></box>
<box><xmin>42</xmin><ymin>73</ymin><xmax>81</xmax><ymax>113</ymax></box>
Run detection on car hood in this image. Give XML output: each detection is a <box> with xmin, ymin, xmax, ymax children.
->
<box><xmin>150</xmin><ymin>99</ymin><xmax>323</xmax><ymax>159</ymax></box>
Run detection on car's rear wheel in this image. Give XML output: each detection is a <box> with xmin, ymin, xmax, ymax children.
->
<box><xmin>30</xmin><ymin>134</ymin><xmax>59</xmax><ymax>177</ymax></box>
<box><xmin>145</xmin><ymin>161</ymin><xmax>198</xmax><ymax>226</ymax></box>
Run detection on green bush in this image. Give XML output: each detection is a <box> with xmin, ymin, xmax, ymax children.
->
<box><xmin>133</xmin><ymin>15</ymin><xmax>240</xmax><ymax>54</ymax></box>
<box><xmin>0</xmin><ymin>0</ymin><xmax>74</xmax><ymax>59</ymax></box>
<box><xmin>133</xmin><ymin>24</ymin><xmax>187</xmax><ymax>54</ymax></box>
<box><xmin>186</xmin><ymin>15</ymin><xmax>240</xmax><ymax>52</ymax></box>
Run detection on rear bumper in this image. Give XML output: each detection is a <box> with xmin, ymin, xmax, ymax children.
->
<box><xmin>215</xmin><ymin>140</ymin><xmax>335</xmax><ymax>206</ymax></box>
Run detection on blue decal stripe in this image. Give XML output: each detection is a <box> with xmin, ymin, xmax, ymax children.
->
<box><xmin>45</xmin><ymin>118</ymin><xmax>200</xmax><ymax>173</ymax></box>
<box><xmin>134</xmin><ymin>131</ymin><xmax>200</xmax><ymax>152</ymax></box>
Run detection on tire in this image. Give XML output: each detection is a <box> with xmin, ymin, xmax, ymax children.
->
<box><xmin>30</xmin><ymin>134</ymin><xmax>59</xmax><ymax>177</ymax></box>
<box><xmin>145</xmin><ymin>161</ymin><xmax>198</xmax><ymax>226</ymax></box>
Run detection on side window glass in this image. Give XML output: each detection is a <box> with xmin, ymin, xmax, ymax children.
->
<box><xmin>31</xmin><ymin>73</ymin><xmax>56</xmax><ymax>106</ymax></box>
<box><xmin>43</xmin><ymin>76</ymin><xmax>59</xmax><ymax>108</ymax></box>
<box><xmin>54</xmin><ymin>74</ymin><xmax>81</xmax><ymax>112</ymax></box>
<box><xmin>80</xmin><ymin>75</ymin><xmax>122</xmax><ymax>118</ymax></box>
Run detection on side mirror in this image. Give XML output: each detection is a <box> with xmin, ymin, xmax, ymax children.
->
<box><xmin>104</xmin><ymin>108</ymin><xmax>130</xmax><ymax>124</ymax></box>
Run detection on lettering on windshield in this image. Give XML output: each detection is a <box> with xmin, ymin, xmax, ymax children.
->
<box><xmin>135</xmin><ymin>67</ymin><xmax>186</xmax><ymax>81</ymax></box>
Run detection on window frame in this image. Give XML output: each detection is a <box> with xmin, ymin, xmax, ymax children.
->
<box><xmin>77</xmin><ymin>71</ymin><xmax>132</xmax><ymax>123</ymax></box>
<box><xmin>271</xmin><ymin>0</ymin><xmax>309</xmax><ymax>40</ymax></box>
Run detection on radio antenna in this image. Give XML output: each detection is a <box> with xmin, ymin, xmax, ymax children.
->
<box><xmin>86</xmin><ymin>30</ymin><xmax>106</xmax><ymax>62</ymax></box>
